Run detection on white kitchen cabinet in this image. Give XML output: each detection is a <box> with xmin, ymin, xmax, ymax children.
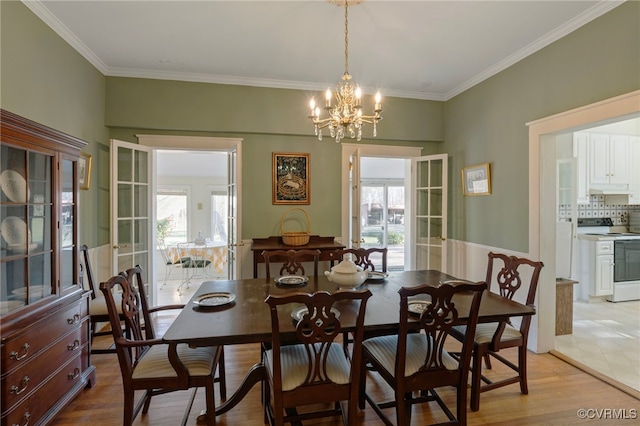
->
<box><xmin>589</xmin><ymin>133</ymin><xmax>629</xmax><ymax>186</ymax></box>
<box><xmin>573</xmin><ymin>132</ymin><xmax>590</xmax><ymax>204</ymax></box>
<box><xmin>628</xmin><ymin>136</ymin><xmax>640</xmax><ymax>205</ymax></box>
<box><xmin>594</xmin><ymin>245</ymin><xmax>614</xmax><ymax>296</ymax></box>
<box><xmin>578</xmin><ymin>238</ymin><xmax>614</xmax><ymax>299</ymax></box>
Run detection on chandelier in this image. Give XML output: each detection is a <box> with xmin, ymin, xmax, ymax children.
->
<box><xmin>308</xmin><ymin>0</ymin><xmax>382</xmax><ymax>143</ymax></box>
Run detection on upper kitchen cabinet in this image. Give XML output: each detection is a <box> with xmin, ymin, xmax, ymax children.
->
<box><xmin>589</xmin><ymin>133</ymin><xmax>629</xmax><ymax>187</ymax></box>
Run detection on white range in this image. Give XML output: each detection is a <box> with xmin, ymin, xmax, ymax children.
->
<box><xmin>576</xmin><ymin>217</ymin><xmax>640</xmax><ymax>302</ymax></box>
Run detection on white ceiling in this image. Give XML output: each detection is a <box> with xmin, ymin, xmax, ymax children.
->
<box><xmin>26</xmin><ymin>0</ymin><xmax>622</xmax><ymax>101</ymax></box>
<box><xmin>27</xmin><ymin>1</ymin><xmax>631</xmax><ymax>178</ymax></box>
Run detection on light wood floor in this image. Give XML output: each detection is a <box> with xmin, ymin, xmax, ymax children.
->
<box><xmin>51</xmin><ymin>318</ymin><xmax>639</xmax><ymax>426</ymax></box>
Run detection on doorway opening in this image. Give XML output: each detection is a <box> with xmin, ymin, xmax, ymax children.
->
<box><xmin>528</xmin><ymin>90</ymin><xmax>640</xmax><ymax>395</ymax></box>
<box><xmin>154</xmin><ymin>150</ymin><xmax>229</xmax><ymax>305</ymax></box>
<box><xmin>360</xmin><ymin>158</ymin><xmax>406</xmax><ymax>270</ymax></box>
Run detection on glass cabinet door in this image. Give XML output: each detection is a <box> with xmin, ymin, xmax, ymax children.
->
<box><xmin>1</xmin><ymin>145</ymin><xmax>54</xmax><ymax>315</ymax></box>
<box><xmin>60</xmin><ymin>157</ymin><xmax>76</xmax><ymax>291</ymax></box>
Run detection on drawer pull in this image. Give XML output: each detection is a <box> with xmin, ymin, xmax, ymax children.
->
<box><xmin>11</xmin><ymin>412</ymin><xmax>30</xmax><ymax>426</ymax></box>
<box><xmin>68</xmin><ymin>367</ymin><xmax>81</xmax><ymax>380</ymax></box>
<box><xmin>9</xmin><ymin>343</ymin><xmax>30</xmax><ymax>361</ymax></box>
<box><xmin>67</xmin><ymin>314</ymin><xmax>80</xmax><ymax>325</ymax></box>
<box><xmin>10</xmin><ymin>376</ymin><xmax>30</xmax><ymax>395</ymax></box>
<box><xmin>67</xmin><ymin>340</ymin><xmax>81</xmax><ymax>351</ymax></box>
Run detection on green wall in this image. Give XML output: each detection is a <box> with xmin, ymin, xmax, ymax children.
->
<box><xmin>0</xmin><ymin>0</ymin><xmax>108</xmax><ymax>248</ymax></box>
<box><xmin>444</xmin><ymin>1</ymin><xmax>640</xmax><ymax>252</ymax></box>
<box><xmin>107</xmin><ymin>126</ymin><xmax>439</xmax><ymax>240</ymax></box>
<box><xmin>2</xmin><ymin>0</ymin><xmax>639</xmax><ymax>252</ymax></box>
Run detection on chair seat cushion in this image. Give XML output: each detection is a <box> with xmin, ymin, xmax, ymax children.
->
<box><xmin>453</xmin><ymin>322</ymin><xmax>522</xmax><ymax>344</ymax></box>
<box><xmin>90</xmin><ymin>293</ymin><xmax>123</xmax><ymax>316</ymax></box>
<box><xmin>185</xmin><ymin>259</ymin><xmax>211</xmax><ymax>268</ymax></box>
<box><xmin>363</xmin><ymin>333</ymin><xmax>458</xmax><ymax>376</ymax></box>
<box><xmin>132</xmin><ymin>343</ymin><xmax>218</xmax><ymax>380</ymax></box>
<box><xmin>264</xmin><ymin>343</ymin><xmax>350</xmax><ymax>391</ymax></box>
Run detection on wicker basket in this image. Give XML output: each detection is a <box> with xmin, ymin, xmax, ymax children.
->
<box><xmin>280</xmin><ymin>208</ymin><xmax>311</xmax><ymax>246</ymax></box>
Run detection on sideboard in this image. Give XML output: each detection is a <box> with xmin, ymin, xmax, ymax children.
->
<box><xmin>251</xmin><ymin>235</ymin><xmax>345</xmax><ymax>278</ymax></box>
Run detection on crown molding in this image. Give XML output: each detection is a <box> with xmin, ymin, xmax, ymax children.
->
<box><xmin>23</xmin><ymin>0</ymin><xmax>624</xmax><ymax>103</ymax></box>
<box><xmin>22</xmin><ymin>0</ymin><xmax>109</xmax><ymax>74</ymax></box>
<box><xmin>443</xmin><ymin>0</ymin><xmax>625</xmax><ymax>101</ymax></box>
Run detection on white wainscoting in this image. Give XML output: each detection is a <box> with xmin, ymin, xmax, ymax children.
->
<box><xmin>81</xmin><ymin>244</ymin><xmax>112</xmax><ymax>291</ymax></box>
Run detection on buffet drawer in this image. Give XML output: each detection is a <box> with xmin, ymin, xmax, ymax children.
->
<box><xmin>2</xmin><ymin>354</ymin><xmax>83</xmax><ymax>426</ymax></box>
<box><xmin>1</xmin><ymin>325</ymin><xmax>87</xmax><ymax>409</ymax></box>
<box><xmin>1</xmin><ymin>300</ymin><xmax>86</xmax><ymax>372</ymax></box>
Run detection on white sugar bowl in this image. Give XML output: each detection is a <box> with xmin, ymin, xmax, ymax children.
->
<box><xmin>324</xmin><ymin>259</ymin><xmax>367</xmax><ymax>288</ymax></box>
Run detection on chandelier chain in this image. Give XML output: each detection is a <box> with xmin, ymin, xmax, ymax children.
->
<box><xmin>344</xmin><ymin>1</ymin><xmax>349</xmax><ymax>75</ymax></box>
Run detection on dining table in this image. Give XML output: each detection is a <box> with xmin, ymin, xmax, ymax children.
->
<box><xmin>166</xmin><ymin>242</ymin><xmax>228</xmax><ymax>276</ymax></box>
<box><xmin>162</xmin><ymin>269</ymin><xmax>536</xmax><ymax>419</ymax></box>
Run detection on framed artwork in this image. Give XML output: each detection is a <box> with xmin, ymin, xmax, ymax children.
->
<box><xmin>78</xmin><ymin>152</ymin><xmax>92</xmax><ymax>190</ymax></box>
<box><xmin>272</xmin><ymin>152</ymin><xmax>310</xmax><ymax>204</ymax></box>
<box><xmin>462</xmin><ymin>163</ymin><xmax>491</xmax><ymax>196</ymax></box>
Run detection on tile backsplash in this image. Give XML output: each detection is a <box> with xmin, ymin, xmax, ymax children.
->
<box><xmin>558</xmin><ymin>195</ymin><xmax>640</xmax><ymax>225</ymax></box>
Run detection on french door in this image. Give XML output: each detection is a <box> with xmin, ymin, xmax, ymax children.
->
<box><xmin>411</xmin><ymin>154</ymin><xmax>448</xmax><ymax>271</ymax></box>
<box><xmin>110</xmin><ymin>139</ymin><xmax>152</xmax><ymax>278</ymax></box>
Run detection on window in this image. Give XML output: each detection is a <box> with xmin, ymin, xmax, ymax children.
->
<box><xmin>156</xmin><ymin>188</ymin><xmax>188</xmax><ymax>246</ymax></box>
<box><xmin>210</xmin><ymin>190</ymin><xmax>228</xmax><ymax>243</ymax></box>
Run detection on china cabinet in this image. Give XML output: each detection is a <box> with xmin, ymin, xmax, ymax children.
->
<box><xmin>1</xmin><ymin>110</ymin><xmax>95</xmax><ymax>425</ymax></box>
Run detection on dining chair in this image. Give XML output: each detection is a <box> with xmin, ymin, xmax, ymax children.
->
<box><xmin>81</xmin><ymin>244</ymin><xmax>125</xmax><ymax>354</ymax></box>
<box><xmin>177</xmin><ymin>241</ymin><xmax>212</xmax><ymax>294</ymax></box>
<box><xmin>329</xmin><ymin>247</ymin><xmax>388</xmax><ymax>356</ymax></box>
<box><xmin>158</xmin><ymin>241</ymin><xmax>187</xmax><ymax>290</ymax></box>
<box><xmin>99</xmin><ymin>268</ymin><xmax>225</xmax><ymax>426</ymax></box>
<box><xmin>329</xmin><ymin>247</ymin><xmax>388</xmax><ymax>272</ymax></box>
<box><xmin>359</xmin><ymin>280</ymin><xmax>485</xmax><ymax>426</ymax></box>
<box><xmin>449</xmin><ymin>252</ymin><xmax>544</xmax><ymax>412</ymax></box>
<box><xmin>263</xmin><ymin>288</ymin><xmax>372</xmax><ymax>426</ymax></box>
<box><xmin>262</xmin><ymin>249</ymin><xmax>321</xmax><ymax>280</ymax></box>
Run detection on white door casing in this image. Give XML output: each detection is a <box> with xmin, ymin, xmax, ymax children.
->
<box><xmin>134</xmin><ymin>135</ymin><xmax>242</xmax><ymax>300</ymax></box>
<box><xmin>341</xmin><ymin>144</ymin><xmax>423</xmax><ymax>264</ymax></box>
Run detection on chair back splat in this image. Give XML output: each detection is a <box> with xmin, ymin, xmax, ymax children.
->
<box><xmin>329</xmin><ymin>247</ymin><xmax>388</xmax><ymax>272</ymax></box>
<box><xmin>451</xmin><ymin>251</ymin><xmax>544</xmax><ymax>412</ymax></box>
<box><xmin>361</xmin><ymin>280</ymin><xmax>486</xmax><ymax>425</ymax></box>
<box><xmin>263</xmin><ymin>289</ymin><xmax>371</xmax><ymax>426</ymax></box>
<box><xmin>262</xmin><ymin>249</ymin><xmax>320</xmax><ymax>280</ymax></box>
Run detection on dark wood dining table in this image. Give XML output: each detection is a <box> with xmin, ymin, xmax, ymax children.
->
<box><xmin>162</xmin><ymin>270</ymin><xmax>535</xmax><ymax>417</ymax></box>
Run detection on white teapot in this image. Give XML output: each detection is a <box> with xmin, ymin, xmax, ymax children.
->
<box><xmin>324</xmin><ymin>259</ymin><xmax>367</xmax><ymax>288</ymax></box>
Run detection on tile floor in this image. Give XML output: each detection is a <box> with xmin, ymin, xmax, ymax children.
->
<box><xmin>555</xmin><ymin>299</ymin><xmax>640</xmax><ymax>392</ymax></box>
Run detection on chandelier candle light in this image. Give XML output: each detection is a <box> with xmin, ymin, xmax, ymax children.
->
<box><xmin>308</xmin><ymin>0</ymin><xmax>382</xmax><ymax>143</ymax></box>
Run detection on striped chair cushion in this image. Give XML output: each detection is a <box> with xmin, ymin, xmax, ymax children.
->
<box><xmin>265</xmin><ymin>343</ymin><xmax>350</xmax><ymax>391</ymax></box>
<box><xmin>90</xmin><ymin>293</ymin><xmax>123</xmax><ymax>316</ymax></box>
<box><xmin>132</xmin><ymin>343</ymin><xmax>216</xmax><ymax>379</ymax></box>
<box><xmin>453</xmin><ymin>322</ymin><xmax>522</xmax><ymax>344</ymax></box>
<box><xmin>363</xmin><ymin>334</ymin><xmax>458</xmax><ymax>376</ymax></box>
